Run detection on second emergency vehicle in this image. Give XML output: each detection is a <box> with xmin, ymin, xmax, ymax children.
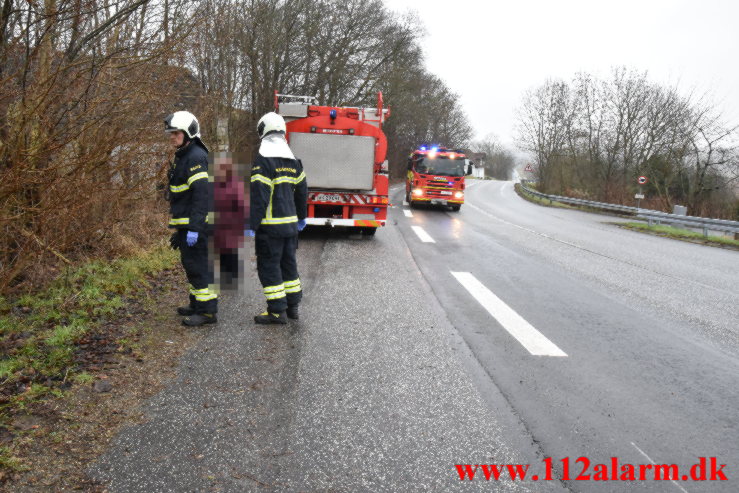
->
<box><xmin>406</xmin><ymin>146</ymin><xmax>470</xmax><ymax>211</ymax></box>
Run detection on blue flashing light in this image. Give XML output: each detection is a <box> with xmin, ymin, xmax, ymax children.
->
<box><xmin>373</xmin><ymin>207</ymin><xmax>380</xmax><ymax>213</ymax></box>
<box><xmin>448</xmin><ymin>181</ymin><xmax>453</xmax><ymax>185</ymax></box>
<box><xmin>329</xmin><ymin>109</ymin><xmax>337</xmax><ymax>119</ymax></box>
<box><xmin>431</xmin><ymin>146</ymin><xmax>438</xmax><ymax>152</ymax></box>
<box><xmin>420</xmin><ymin>146</ymin><xmax>427</xmax><ymax>151</ymax></box>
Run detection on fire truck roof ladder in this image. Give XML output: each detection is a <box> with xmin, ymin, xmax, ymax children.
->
<box><xmin>274</xmin><ymin>92</ymin><xmax>318</xmax><ymax>109</ymax></box>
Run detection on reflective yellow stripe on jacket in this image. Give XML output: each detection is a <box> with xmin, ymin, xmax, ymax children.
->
<box><xmin>251</xmin><ymin>173</ymin><xmax>299</xmax><ymax>226</ymax></box>
<box><xmin>262</xmin><ymin>216</ymin><xmax>298</xmax><ymax>225</ymax></box>
<box><xmin>170</xmin><ymin>171</ymin><xmax>208</xmax><ymax>193</ymax></box>
<box><xmin>187</xmin><ymin>172</ymin><xmax>209</xmax><ymax>186</ymax></box>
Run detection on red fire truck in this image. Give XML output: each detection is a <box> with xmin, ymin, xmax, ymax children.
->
<box><xmin>275</xmin><ymin>92</ymin><xmax>390</xmax><ymax>235</ymax></box>
<box><xmin>405</xmin><ymin>146</ymin><xmax>469</xmax><ymax>211</ymax></box>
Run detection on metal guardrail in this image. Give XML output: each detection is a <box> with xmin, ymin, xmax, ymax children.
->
<box><xmin>518</xmin><ymin>181</ymin><xmax>739</xmax><ymax>236</ymax></box>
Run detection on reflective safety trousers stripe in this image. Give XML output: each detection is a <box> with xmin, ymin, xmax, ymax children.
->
<box><xmin>263</xmin><ymin>284</ymin><xmax>286</xmax><ymax>300</ymax></box>
<box><xmin>190</xmin><ymin>286</ymin><xmax>218</xmax><ymax>302</ymax></box>
<box><xmin>283</xmin><ymin>278</ymin><xmax>301</xmax><ymax>293</ymax></box>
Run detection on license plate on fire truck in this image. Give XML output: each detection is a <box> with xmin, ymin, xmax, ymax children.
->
<box><xmin>439</xmin><ymin>191</ymin><xmax>452</xmax><ymax>195</ymax></box>
<box><xmin>314</xmin><ymin>193</ymin><xmax>343</xmax><ymax>202</ymax></box>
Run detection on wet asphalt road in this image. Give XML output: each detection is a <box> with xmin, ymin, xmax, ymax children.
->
<box><xmin>89</xmin><ymin>180</ymin><xmax>737</xmax><ymax>492</ymax></box>
<box><xmin>394</xmin><ymin>180</ymin><xmax>738</xmax><ymax>493</ymax></box>
<box><xmin>90</xmin><ymin>204</ymin><xmax>562</xmax><ymax>491</ymax></box>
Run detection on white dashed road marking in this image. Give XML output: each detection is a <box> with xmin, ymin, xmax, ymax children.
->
<box><xmin>451</xmin><ymin>272</ymin><xmax>567</xmax><ymax>357</ymax></box>
<box><xmin>411</xmin><ymin>226</ymin><xmax>435</xmax><ymax>243</ymax></box>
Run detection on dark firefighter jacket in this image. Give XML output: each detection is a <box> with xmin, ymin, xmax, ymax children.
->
<box><xmin>168</xmin><ymin>139</ymin><xmax>210</xmax><ymax>234</ymax></box>
<box><xmin>249</xmin><ymin>154</ymin><xmax>308</xmax><ymax>237</ymax></box>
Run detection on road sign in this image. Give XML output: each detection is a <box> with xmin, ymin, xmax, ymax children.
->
<box><xmin>524</xmin><ymin>164</ymin><xmax>533</xmax><ymax>172</ymax></box>
<box><xmin>638</xmin><ymin>176</ymin><xmax>648</xmax><ymax>185</ymax></box>
<box><xmin>634</xmin><ymin>194</ymin><xmax>645</xmax><ymax>199</ymax></box>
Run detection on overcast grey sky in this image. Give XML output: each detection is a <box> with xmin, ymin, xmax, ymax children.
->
<box><xmin>384</xmin><ymin>0</ymin><xmax>739</xmax><ymax>147</ymax></box>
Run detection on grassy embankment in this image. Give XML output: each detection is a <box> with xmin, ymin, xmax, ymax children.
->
<box><xmin>0</xmin><ymin>245</ymin><xmax>178</xmax><ymax>471</ymax></box>
<box><xmin>618</xmin><ymin>222</ymin><xmax>739</xmax><ymax>249</ymax></box>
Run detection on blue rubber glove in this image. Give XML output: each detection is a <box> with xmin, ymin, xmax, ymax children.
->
<box><xmin>186</xmin><ymin>231</ymin><xmax>198</xmax><ymax>246</ymax></box>
<box><xmin>297</xmin><ymin>219</ymin><xmax>307</xmax><ymax>232</ymax></box>
<box><xmin>245</xmin><ymin>229</ymin><xmax>256</xmax><ymax>237</ymax></box>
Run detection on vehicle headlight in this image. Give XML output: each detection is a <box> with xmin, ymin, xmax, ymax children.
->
<box><xmin>412</xmin><ymin>189</ymin><xmax>423</xmax><ymax>196</ymax></box>
<box><xmin>454</xmin><ymin>191</ymin><xmax>464</xmax><ymax>199</ymax></box>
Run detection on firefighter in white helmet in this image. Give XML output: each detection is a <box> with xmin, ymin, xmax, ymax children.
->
<box><xmin>246</xmin><ymin>112</ymin><xmax>307</xmax><ymax>324</ymax></box>
<box><xmin>164</xmin><ymin>110</ymin><xmax>218</xmax><ymax>326</ymax></box>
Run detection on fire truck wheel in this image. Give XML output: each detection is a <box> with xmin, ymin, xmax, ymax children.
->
<box><xmin>360</xmin><ymin>227</ymin><xmax>377</xmax><ymax>236</ymax></box>
<box><xmin>450</xmin><ymin>205</ymin><xmax>461</xmax><ymax>212</ymax></box>
<box><xmin>409</xmin><ymin>200</ymin><xmax>416</xmax><ymax>209</ymax></box>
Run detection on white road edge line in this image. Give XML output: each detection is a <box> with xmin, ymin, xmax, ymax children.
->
<box><xmin>451</xmin><ymin>272</ymin><xmax>567</xmax><ymax>357</ymax></box>
<box><xmin>631</xmin><ymin>442</ymin><xmax>689</xmax><ymax>493</ymax></box>
<box><xmin>411</xmin><ymin>226</ymin><xmax>435</xmax><ymax>243</ymax></box>
<box><xmin>403</xmin><ymin>210</ymin><xmax>413</xmax><ymax>218</ymax></box>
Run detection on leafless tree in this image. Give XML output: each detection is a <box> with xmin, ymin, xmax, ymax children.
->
<box><xmin>516</xmin><ymin>68</ymin><xmax>738</xmax><ymax>218</ymax></box>
<box><xmin>0</xmin><ymin>0</ymin><xmax>201</xmax><ymax>291</ymax></box>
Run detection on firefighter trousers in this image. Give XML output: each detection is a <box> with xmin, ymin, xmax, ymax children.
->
<box><xmin>255</xmin><ymin>233</ymin><xmax>302</xmax><ymax>313</ymax></box>
<box><xmin>178</xmin><ymin>229</ymin><xmax>218</xmax><ymax>314</ymax></box>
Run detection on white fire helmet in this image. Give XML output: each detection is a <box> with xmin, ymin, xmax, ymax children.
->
<box><xmin>164</xmin><ymin>111</ymin><xmax>201</xmax><ymax>139</ymax></box>
<box><xmin>257</xmin><ymin>112</ymin><xmax>286</xmax><ymax>139</ymax></box>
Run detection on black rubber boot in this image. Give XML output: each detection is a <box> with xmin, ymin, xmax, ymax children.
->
<box><xmin>254</xmin><ymin>311</ymin><xmax>287</xmax><ymax>325</ymax></box>
<box><xmin>286</xmin><ymin>305</ymin><xmax>299</xmax><ymax>320</ymax></box>
<box><xmin>177</xmin><ymin>306</ymin><xmax>195</xmax><ymax>316</ymax></box>
<box><xmin>182</xmin><ymin>313</ymin><xmax>217</xmax><ymax>326</ymax></box>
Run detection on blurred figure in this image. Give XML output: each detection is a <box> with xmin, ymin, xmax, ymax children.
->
<box><xmin>213</xmin><ymin>153</ymin><xmax>248</xmax><ymax>290</ymax></box>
